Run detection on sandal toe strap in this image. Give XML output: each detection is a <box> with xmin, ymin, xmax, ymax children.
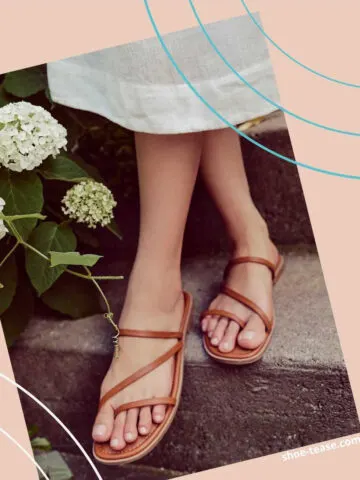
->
<box><xmin>119</xmin><ymin>329</ymin><xmax>183</xmax><ymax>339</ymax></box>
<box><xmin>201</xmin><ymin>309</ymin><xmax>246</xmax><ymax>329</ymax></box>
<box><xmin>99</xmin><ymin>341</ymin><xmax>183</xmax><ymax>409</ymax></box>
<box><xmin>114</xmin><ymin>397</ymin><xmax>176</xmax><ymax>416</ymax></box>
<box><xmin>221</xmin><ymin>285</ymin><xmax>273</xmax><ymax>332</ymax></box>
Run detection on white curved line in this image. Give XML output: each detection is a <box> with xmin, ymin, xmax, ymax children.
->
<box><xmin>0</xmin><ymin>426</ymin><xmax>50</xmax><ymax>480</ymax></box>
<box><xmin>0</xmin><ymin>373</ymin><xmax>103</xmax><ymax>480</ymax></box>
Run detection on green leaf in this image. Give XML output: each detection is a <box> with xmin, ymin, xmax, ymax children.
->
<box><xmin>0</xmin><ymin>85</ymin><xmax>10</xmax><ymax>107</ymax></box>
<box><xmin>35</xmin><ymin>451</ymin><xmax>73</xmax><ymax>480</ymax></box>
<box><xmin>41</xmin><ymin>274</ymin><xmax>103</xmax><ymax>319</ymax></box>
<box><xmin>0</xmin><ymin>253</ymin><xmax>17</xmax><ymax>315</ymax></box>
<box><xmin>39</xmin><ymin>154</ymin><xmax>91</xmax><ymax>183</ymax></box>
<box><xmin>28</xmin><ymin>425</ymin><xmax>39</xmax><ymax>439</ymax></box>
<box><xmin>0</xmin><ymin>169</ymin><xmax>44</xmax><ymax>240</ymax></box>
<box><xmin>25</xmin><ymin>222</ymin><xmax>76</xmax><ymax>295</ymax></box>
<box><xmin>3</xmin><ymin>66</ymin><xmax>46</xmax><ymax>98</ymax></box>
<box><xmin>1</xmin><ymin>277</ymin><xmax>34</xmax><ymax>347</ymax></box>
<box><xmin>31</xmin><ymin>437</ymin><xmax>52</xmax><ymax>452</ymax></box>
<box><xmin>49</xmin><ymin>251</ymin><xmax>102</xmax><ymax>268</ymax></box>
<box><xmin>70</xmin><ymin>153</ymin><xmax>104</xmax><ymax>182</ymax></box>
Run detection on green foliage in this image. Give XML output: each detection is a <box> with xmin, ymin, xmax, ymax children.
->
<box><xmin>0</xmin><ymin>254</ymin><xmax>17</xmax><ymax>315</ymax></box>
<box><xmin>36</xmin><ymin>451</ymin><xmax>73</xmax><ymax>480</ymax></box>
<box><xmin>3</xmin><ymin>66</ymin><xmax>46</xmax><ymax>98</ymax></box>
<box><xmin>1</xmin><ymin>276</ymin><xmax>34</xmax><ymax>347</ymax></box>
<box><xmin>0</xmin><ymin>170</ymin><xmax>44</xmax><ymax>240</ymax></box>
<box><xmin>41</xmin><ymin>274</ymin><xmax>103</xmax><ymax>319</ymax></box>
<box><xmin>39</xmin><ymin>154</ymin><xmax>91</xmax><ymax>182</ymax></box>
<box><xmin>31</xmin><ymin>437</ymin><xmax>52</xmax><ymax>452</ymax></box>
<box><xmin>49</xmin><ymin>251</ymin><xmax>102</xmax><ymax>268</ymax></box>
<box><xmin>25</xmin><ymin>222</ymin><xmax>77</xmax><ymax>295</ymax></box>
<box><xmin>0</xmin><ymin>65</ymin><xmax>128</xmax><ymax>346</ymax></box>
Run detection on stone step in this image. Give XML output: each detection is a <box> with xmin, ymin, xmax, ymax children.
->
<box><xmin>62</xmin><ymin>452</ymin><xmax>182</xmax><ymax>480</ymax></box>
<box><xmin>10</xmin><ymin>248</ymin><xmax>358</xmax><ymax>475</ymax></box>
<box><xmin>102</xmin><ymin>111</ymin><xmax>315</xmax><ymax>258</ymax></box>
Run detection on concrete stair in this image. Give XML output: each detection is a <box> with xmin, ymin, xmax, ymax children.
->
<box><xmin>10</xmin><ymin>248</ymin><xmax>359</xmax><ymax>478</ymax></box>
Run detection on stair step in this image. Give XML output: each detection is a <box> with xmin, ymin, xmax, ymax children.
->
<box><xmin>62</xmin><ymin>452</ymin><xmax>182</xmax><ymax>480</ymax></box>
<box><xmin>10</xmin><ymin>248</ymin><xmax>358</xmax><ymax>474</ymax></box>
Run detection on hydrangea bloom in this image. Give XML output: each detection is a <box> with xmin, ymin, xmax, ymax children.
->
<box><xmin>0</xmin><ymin>197</ymin><xmax>9</xmax><ymax>240</ymax></box>
<box><xmin>62</xmin><ymin>180</ymin><xmax>117</xmax><ymax>228</ymax></box>
<box><xmin>0</xmin><ymin>101</ymin><xmax>67</xmax><ymax>172</ymax></box>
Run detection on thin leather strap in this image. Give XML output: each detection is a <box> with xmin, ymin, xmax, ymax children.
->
<box><xmin>99</xmin><ymin>341</ymin><xmax>183</xmax><ymax>409</ymax></box>
<box><xmin>200</xmin><ymin>309</ymin><xmax>246</xmax><ymax>329</ymax></box>
<box><xmin>221</xmin><ymin>285</ymin><xmax>272</xmax><ymax>332</ymax></box>
<box><xmin>114</xmin><ymin>397</ymin><xmax>176</xmax><ymax>416</ymax></box>
<box><xmin>224</xmin><ymin>256</ymin><xmax>277</xmax><ymax>280</ymax></box>
<box><xmin>119</xmin><ymin>329</ymin><xmax>183</xmax><ymax>339</ymax></box>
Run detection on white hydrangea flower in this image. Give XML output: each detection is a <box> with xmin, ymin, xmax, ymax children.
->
<box><xmin>0</xmin><ymin>101</ymin><xmax>67</xmax><ymax>172</ymax></box>
<box><xmin>0</xmin><ymin>197</ymin><xmax>9</xmax><ymax>240</ymax></box>
<box><xmin>62</xmin><ymin>180</ymin><xmax>117</xmax><ymax>229</ymax></box>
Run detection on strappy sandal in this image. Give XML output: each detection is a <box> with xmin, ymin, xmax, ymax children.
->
<box><xmin>200</xmin><ymin>254</ymin><xmax>284</xmax><ymax>365</ymax></box>
<box><xmin>93</xmin><ymin>291</ymin><xmax>193</xmax><ymax>465</ymax></box>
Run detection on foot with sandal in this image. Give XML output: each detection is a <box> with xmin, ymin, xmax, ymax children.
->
<box><xmin>91</xmin><ymin>129</ymin><xmax>284</xmax><ymax>465</ymax></box>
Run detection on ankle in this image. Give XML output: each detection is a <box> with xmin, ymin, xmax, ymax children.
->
<box><xmin>231</xmin><ymin>218</ymin><xmax>276</xmax><ymax>259</ymax></box>
<box><xmin>125</xmin><ymin>262</ymin><xmax>182</xmax><ymax>314</ymax></box>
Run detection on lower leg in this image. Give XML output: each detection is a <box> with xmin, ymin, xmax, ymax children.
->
<box><xmin>201</xmin><ymin>128</ymin><xmax>271</xmax><ymax>253</ymax></box>
<box><xmin>200</xmin><ymin>128</ymin><xmax>278</xmax><ymax>351</ymax></box>
<box><xmin>93</xmin><ymin>132</ymin><xmax>203</xmax><ymax>449</ymax></box>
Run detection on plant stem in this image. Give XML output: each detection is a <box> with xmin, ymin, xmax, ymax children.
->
<box><xmin>83</xmin><ymin>266</ymin><xmax>120</xmax><ymax>358</ymax></box>
<box><xmin>0</xmin><ymin>241</ymin><xmax>19</xmax><ymax>269</ymax></box>
<box><xmin>0</xmin><ymin>213</ymin><xmax>46</xmax><ymax>221</ymax></box>
<box><xmin>6</xmin><ymin>221</ymin><xmax>123</xmax><ymax>281</ymax></box>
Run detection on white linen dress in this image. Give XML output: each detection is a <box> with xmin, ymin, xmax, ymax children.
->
<box><xmin>47</xmin><ymin>14</ymin><xmax>279</xmax><ymax>134</ymax></box>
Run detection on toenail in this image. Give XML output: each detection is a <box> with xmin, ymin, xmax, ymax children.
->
<box><xmin>110</xmin><ymin>439</ymin><xmax>119</xmax><ymax>448</ymax></box>
<box><xmin>154</xmin><ymin>414</ymin><xmax>163</xmax><ymax>423</ymax></box>
<box><xmin>139</xmin><ymin>426</ymin><xmax>148</xmax><ymax>435</ymax></box>
<box><xmin>211</xmin><ymin>337</ymin><xmax>219</xmax><ymax>345</ymax></box>
<box><xmin>125</xmin><ymin>432</ymin><xmax>135</xmax><ymax>442</ymax></box>
<box><xmin>241</xmin><ymin>331</ymin><xmax>255</xmax><ymax>340</ymax></box>
<box><xmin>222</xmin><ymin>342</ymin><xmax>229</xmax><ymax>351</ymax></box>
<box><xmin>208</xmin><ymin>331</ymin><xmax>213</xmax><ymax>338</ymax></box>
<box><xmin>93</xmin><ymin>425</ymin><xmax>106</xmax><ymax>437</ymax></box>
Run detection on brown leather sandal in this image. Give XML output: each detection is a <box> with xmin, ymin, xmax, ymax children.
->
<box><xmin>200</xmin><ymin>253</ymin><xmax>284</xmax><ymax>365</ymax></box>
<box><xmin>93</xmin><ymin>291</ymin><xmax>193</xmax><ymax>465</ymax></box>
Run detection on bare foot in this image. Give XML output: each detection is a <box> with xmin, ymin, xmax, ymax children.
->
<box><xmin>202</xmin><ymin>239</ymin><xmax>279</xmax><ymax>353</ymax></box>
<box><xmin>92</xmin><ymin>270</ymin><xmax>184</xmax><ymax>451</ymax></box>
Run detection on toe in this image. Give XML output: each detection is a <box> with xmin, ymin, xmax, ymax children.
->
<box><xmin>219</xmin><ymin>321</ymin><xmax>240</xmax><ymax>353</ymax></box>
<box><xmin>201</xmin><ymin>315</ymin><xmax>210</xmax><ymax>332</ymax></box>
<box><xmin>124</xmin><ymin>408</ymin><xmax>139</xmax><ymax>443</ymax></box>
<box><xmin>207</xmin><ymin>315</ymin><xmax>219</xmax><ymax>338</ymax></box>
<box><xmin>237</xmin><ymin>314</ymin><xmax>266</xmax><ymax>349</ymax></box>
<box><xmin>110</xmin><ymin>411</ymin><xmax>127</xmax><ymax>450</ymax></box>
<box><xmin>211</xmin><ymin>317</ymin><xmax>228</xmax><ymax>347</ymax></box>
<box><xmin>138</xmin><ymin>407</ymin><xmax>152</xmax><ymax>436</ymax></box>
<box><xmin>92</xmin><ymin>403</ymin><xmax>114</xmax><ymax>443</ymax></box>
<box><xmin>152</xmin><ymin>404</ymin><xmax>166</xmax><ymax>424</ymax></box>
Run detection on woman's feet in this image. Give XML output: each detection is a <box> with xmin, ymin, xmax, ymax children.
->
<box><xmin>201</xmin><ymin>237</ymin><xmax>279</xmax><ymax>354</ymax></box>
<box><xmin>92</xmin><ymin>268</ymin><xmax>184</xmax><ymax>451</ymax></box>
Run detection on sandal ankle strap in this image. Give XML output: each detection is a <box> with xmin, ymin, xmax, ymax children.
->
<box><xmin>224</xmin><ymin>255</ymin><xmax>278</xmax><ymax>280</ymax></box>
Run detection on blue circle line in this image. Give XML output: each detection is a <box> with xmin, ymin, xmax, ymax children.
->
<box><xmin>143</xmin><ymin>0</ymin><xmax>360</xmax><ymax>180</ymax></box>
<box><xmin>188</xmin><ymin>0</ymin><xmax>360</xmax><ymax>137</ymax></box>
<box><xmin>240</xmin><ymin>0</ymin><xmax>360</xmax><ymax>89</ymax></box>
